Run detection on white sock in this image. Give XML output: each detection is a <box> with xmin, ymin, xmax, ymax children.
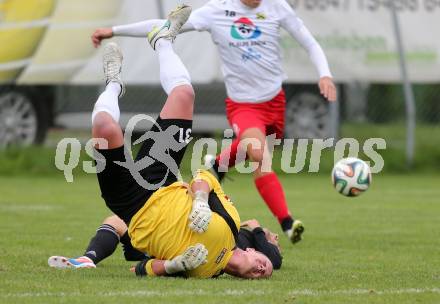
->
<box><xmin>91</xmin><ymin>82</ymin><xmax>121</xmax><ymax>123</ymax></box>
<box><xmin>155</xmin><ymin>39</ymin><xmax>191</xmax><ymax>95</ymax></box>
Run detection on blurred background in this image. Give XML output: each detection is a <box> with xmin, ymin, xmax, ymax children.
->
<box><xmin>0</xmin><ymin>0</ymin><xmax>439</xmax><ymax>173</ymax></box>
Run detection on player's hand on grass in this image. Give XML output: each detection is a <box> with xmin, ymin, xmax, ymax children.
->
<box><xmin>241</xmin><ymin>219</ymin><xmax>261</xmax><ymax>231</ymax></box>
<box><xmin>189</xmin><ymin>191</ymin><xmax>212</xmax><ymax>233</ymax></box>
<box><xmin>319</xmin><ymin>76</ymin><xmax>337</xmax><ymax>102</ymax></box>
<box><xmin>91</xmin><ymin>28</ymin><xmax>113</xmax><ymax>48</ymax></box>
<box><xmin>164</xmin><ymin>243</ymin><xmax>208</xmax><ymax>274</ymax></box>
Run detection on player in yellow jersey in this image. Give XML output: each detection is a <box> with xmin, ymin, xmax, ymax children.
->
<box><xmin>51</xmin><ymin>5</ymin><xmax>272</xmax><ymax>279</ymax></box>
<box><xmin>48</xmin><ymin>215</ymin><xmax>283</xmax><ymax>272</ymax></box>
<box><xmin>48</xmin><ymin>215</ymin><xmax>283</xmax><ymax>275</ymax></box>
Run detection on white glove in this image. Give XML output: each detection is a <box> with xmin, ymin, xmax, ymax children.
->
<box><xmin>163</xmin><ymin>243</ymin><xmax>208</xmax><ymax>274</ymax></box>
<box><xmin>188</xmin><ymin>191</ymin><xmax>212</xmax><ymax>233</ymax></box>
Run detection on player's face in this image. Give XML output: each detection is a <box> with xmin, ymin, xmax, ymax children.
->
<box><xmin>263</xmin><ymin>228</ymin><xmax>281</xmax><ymax>253</ymax></box>
<box><xmin>240</xmin><ymin>0</ymin><xmax>262</xmax><ymax>8</ymax></box>
<box><xmin>241</xmin><ymin>248</ymin><xmax>273</xmax><ymax>279</ymax></box>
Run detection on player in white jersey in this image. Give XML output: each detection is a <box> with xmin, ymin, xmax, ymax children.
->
<box><xmin>91</xmin><ymin>0</ymin><xmax>337</xmax><ymax>244</ymax></box>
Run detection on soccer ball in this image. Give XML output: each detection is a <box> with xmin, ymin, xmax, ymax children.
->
<box><xmin>331</xmin><ymin>157</ymin><xmax>372</xmax><ymax>197</ymax></box>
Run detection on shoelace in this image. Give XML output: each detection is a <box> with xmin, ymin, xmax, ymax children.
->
<box><xmin>168</xmin><ymin>21</ymin><xmax>184</xmax><ymax>38</ymax></box>
<box><xmin>103</xmin><ymin>53</ymin><xmax>121</xmax><ymax>83</ymax></box>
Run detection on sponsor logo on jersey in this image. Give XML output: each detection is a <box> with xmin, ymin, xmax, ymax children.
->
<box><xmin>230</xmin><ymin>17</ymin><xmax>261</xmax><ymax>40</ymax></box>
<box><xmin>215</xmin><ymin>248</ymin><xmax>228</xmax><ymax>264</ymax></box>
<box><xmin>242</xmin><ymin>47</ymin><xmax>262</xmax><ymax>62</ymax></box>
<box><xmin>256</xmin><ymin>12</ymin><xmax>266</xmax><ymax>20</ymax></box>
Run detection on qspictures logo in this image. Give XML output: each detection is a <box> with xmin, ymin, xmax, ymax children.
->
<box><xmin>54</xmin><ymin>115</ymin><xmax>387</xmax><ymax>188</ymax></box>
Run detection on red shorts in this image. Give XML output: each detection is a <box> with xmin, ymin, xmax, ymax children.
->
<box><xmin>225</xmin><ymin>89</ymin><xmax>286</xmax><ymax>139</ymax></box>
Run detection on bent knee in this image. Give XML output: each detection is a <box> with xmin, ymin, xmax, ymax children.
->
<box><xmin>103</xmin><ymin>215</ymin><xmax>127</xmax><ymax>237</ymax></box>
<box><xmin>247</xmin><ymin>147</ymin><xmax>265</xmax><ymax>163</ymax></box>
<box><xmin>179</xmin><ymin>85</ymin><xmax>195</xmax><ymax>105</ymax></box>
<box><xmin>240</xmin><ymin>129</ymin><xmax>266</xmax><ymax>163</ymax></box>
<box><xmin>92</xmin><ymin>119</ymin><xmax>121</xmax><ymax>141</ymax></box>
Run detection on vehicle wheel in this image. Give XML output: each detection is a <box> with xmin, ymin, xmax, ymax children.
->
<box><xmin>284</xmin><ymin>92</ymin><xmax>330</xmax><ymax>139</ymax></box>
<box><xmin>0</xmin><ymin>91</ymin><xmax>49</xmax><ymax>148</ymax></box>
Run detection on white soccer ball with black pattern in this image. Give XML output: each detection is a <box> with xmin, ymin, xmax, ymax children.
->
<box><xmin>331</xmin><ymin>157</ymin><xmax>372</xmax><ymax>197</ymax></box>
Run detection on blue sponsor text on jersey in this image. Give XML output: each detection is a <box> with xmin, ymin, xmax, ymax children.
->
<box><xmin>241</xmin><ymin>47</ymin><xmax>262</xmax><ymax>62</ymax></box>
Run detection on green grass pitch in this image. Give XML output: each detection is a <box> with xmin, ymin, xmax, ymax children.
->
<box><xmin>0</xmin><ymin>173</ymin><xmax>439</xmax><ymax>303</ymax></box>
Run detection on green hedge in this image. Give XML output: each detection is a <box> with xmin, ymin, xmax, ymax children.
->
<box><xmin>366</xmin><ymin>84</ymin><xmax>440</xmax><ymax>123</ymax></box>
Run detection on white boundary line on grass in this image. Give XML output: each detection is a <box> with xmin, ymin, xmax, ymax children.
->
<box><xmin>2</xmin><ymin>288</ymin><xmax>439</xmax><ymax>298</ymax></box>
<box><xmin>287</xmin><ymin>288</ymin><xmax>440</xmax><ymax>296</ymax></box>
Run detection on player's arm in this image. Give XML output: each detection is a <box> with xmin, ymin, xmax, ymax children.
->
<box><xmin>91</xmin><ymin>1</ymin><xmax>216</xmax><ymax>48</ymax></box>
<box><xmin>188</xmin><ymin>171</ymin><xmax>214</xmax><ymax>233</ymax></box>
<box><xmin>91</xmin><ymin>20</ymin><xmax>197</xmax><ymax>48</ymax></box>
<box><xmin>133</xmin><ymin>244</ymin><xmax>208</xmax><ymax>276</ymax></box>
<box><xmin>279</xmin><ymin>2</ymin><xmax>337</xmax><ymax>102</ymax></box>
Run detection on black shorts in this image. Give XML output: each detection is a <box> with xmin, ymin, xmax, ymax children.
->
<box><xmin>95</xmin><ymin>116</ymin><xmax>192</xmax><ymax>224</ymax></box>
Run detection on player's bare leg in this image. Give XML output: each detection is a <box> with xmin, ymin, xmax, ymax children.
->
<box><xmin>91</xmin><ymin>42</ymin><xmax>125</xmax><ymax>149</ymax></box>
<box><xmin>239</xmin><ymin>127</ymin><xmax>304</xmax><ymax>244</ymax></box>
<box><xmin>81</xmin><ymin>215</ymin><xmax>146</xmax><ymax>263</ymax></box>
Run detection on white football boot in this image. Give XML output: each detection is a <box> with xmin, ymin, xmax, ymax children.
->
<box><xmin>103</xmin><ymin>42</ymin><xmax>125</xmax><ymax>97</ymax></box>
<box><xmin>148</xmin><ymin>4</ymin><xmax>192</xmax><ymax>50</ymax></box>
<box><xmin>285</xmin><ymin>220</ymin><xmax>305</xmax><ymax>244</ymax></box>
<box><xmin>48</xmin><ymin>255</ymin><xmax>96</xmax><ymax>269</ymax></box>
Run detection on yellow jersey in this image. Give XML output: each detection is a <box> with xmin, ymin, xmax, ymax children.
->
<box><xmin>128</xmin><ymin>170</ymin><xmax>240</xmax><ymax>278</ymax></box>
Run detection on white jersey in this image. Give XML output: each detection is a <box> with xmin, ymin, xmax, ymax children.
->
<box><xmin>188</xmin><ymin>0</ymin><xmax>329</xmax><ymax>103</ymax></box>
<box><xmin>112</xmin><ymin>0</ymin><xmax>332</xmax><ymax>103</ymax></box>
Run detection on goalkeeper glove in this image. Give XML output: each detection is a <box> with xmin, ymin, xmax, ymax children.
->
<box><xmin>164</xmin><ymin>243</ymin><xmax>208</xmax><ymax>274</ymax></box>
<box><xmin>188</xmin><ymin>191</ymin><xmax>212</xmax><ymax>233</ymax></box>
